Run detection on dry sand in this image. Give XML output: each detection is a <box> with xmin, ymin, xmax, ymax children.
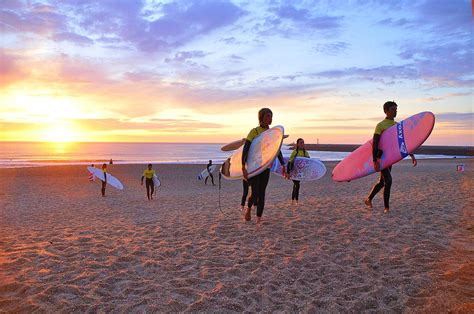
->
<box><xmin>0</xmin><ymin>159</ymin><xmax>472</xmax><ymax>312</ymax></box>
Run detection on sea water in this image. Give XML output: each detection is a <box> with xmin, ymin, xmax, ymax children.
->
<box><xmin>0</xmin><ymin>142</ymin><xmax>464</xmax><ymax>168</ymax></box>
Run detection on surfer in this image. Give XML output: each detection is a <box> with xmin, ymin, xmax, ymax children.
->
<box><xmin>205</xmin><ymin>160</ymin><xmax>216</xmax><ymax>186</ymax></box>
<box><xmin>141</xmin><ymin>163</ymin><xmax>156</xmax><ymax>200</ymax></box>
<box><xmin>242</xmin><ymin>108</ymin><xmax>286</xmax><ymax>224</ymax></box>
<box><xmin>101</xmin><ymin>163</ymin><xmax>107</xmax><ymax>197</ymax></box>
<box><xmin>365</xmin><ymin>101</ymin><xmax>417</xmax><ymax>213</ymax></box>
<box><xmin>288</xmin><ymin>138</ymin><xmax>310</xmax><ymax>205</ymax></box>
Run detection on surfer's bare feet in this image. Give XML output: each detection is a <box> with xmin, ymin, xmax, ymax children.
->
<box><xmin>291</xmin><ymin>200</ymin><xmax>294</xmax><ymax>205</ymax></box>
<box><xmin>364</xmin><ymin>198</ymin><xmax>372</xmax><ymax>208</ymax></box>
<box><xmin>240</xmin><ymin>205</ymin><xmax>244</xmax><ymax>211</ymax></box>
<box><xmin>384</xmin><ymin>207</ymin><xmax>390</xmax><ymax>213</ymax></box>
<box><xmin>295</xmin><ymin>200</ymin><xmax>299</xmax><ymax>206</ymax></box>
<box><xmin>244</xmin><ymin>208</ymin><xmax>251</xmax><ymax>221</ymax></box>
<box><xmin>256</xmin><ymin>216</ymin><xmax>262</xmax><ymax>225</ymax></box>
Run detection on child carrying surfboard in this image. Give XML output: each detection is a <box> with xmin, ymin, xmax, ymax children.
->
<box><xmin>365</xmin><ymin>101</ymin><xmax>417</xmax><ymax>213</ymax></box>
<box><xmin>141</xmin><ymin>164</ymin><xmax>156</xmax><ymax>200</ymax></box>
<box><xmin>287</xmin><ymin>138</ymin><xmax>310</xmax><ymax>205</ymax></box>
<box><xmin>101</xmin><ymin>163</ymin><xmax>107</xmax><ymax>197</ymax></box>
<box><xmin>242</xmin><ymin>108</ymin><xmax>286</xmax><ymax>225</ymax></box>
<box><xmin>205</xmin><ymin>160</ymin><xmax>216</xmax><ymax>186</ymax></box>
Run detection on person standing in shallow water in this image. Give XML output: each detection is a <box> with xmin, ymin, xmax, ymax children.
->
<box><xmin>205</xmin><ymin>160</ymin><xmax>216</xmax><ymax>186</ymax></box>
<box><xmin>242</xmin><ymin>108</ymin><xmax>286</xmax><ymax>225</ymax></box>
<box><xmin>365</xmin><ymin>101</ymin><xmax>417</xmax><ymax>213</ymax></box>
<box><xmin>141</xmin><ymin>163</ymin><xmax>156</xmax><ymax>200</ymax></box>
<box><xmin>101</xmin><ymin>163</ymin><xmax>107</xmax><ymax>197</ymax></box>
<box><xmin>287</xmin><ymin>138</ymin><xmax>310</xmax><ymax>206</ymax></box>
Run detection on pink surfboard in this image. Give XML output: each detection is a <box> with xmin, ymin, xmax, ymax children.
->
<box><xmin>332</xmin><ymin>112</ymin><xmax>435</xmax><ymax>182</ymax></box>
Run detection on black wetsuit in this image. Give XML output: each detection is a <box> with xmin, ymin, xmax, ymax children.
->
<box><xmin>292</xmin><ymin>180</ymin><xmax>300</xmax><ymax>201</ymax></box>
<box><xmin>205</xmin><ymin>163</ymin><xmax>215</xmax><ymax>185</ymax></box>
<box><xmin>101</xmin><ymin>172</ymin><xmax>107</xmax><ymax>196</ymax></box>
<box><xmin>242</xmin><ymin>136</ymin><xmax>284</xmax><ymax>218</ymax></box>
<box><xmin>145</xmin><ymin>178</ymin><xmax>154</xmax><ymax>199</ymax></box>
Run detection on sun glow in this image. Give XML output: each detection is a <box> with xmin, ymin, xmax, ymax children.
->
<box><xmin>40</xmin><ymin>123</ymin><xmax>81</xmax><ymax>142</ymax></box>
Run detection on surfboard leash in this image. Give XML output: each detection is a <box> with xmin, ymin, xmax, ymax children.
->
<box><xmin>218</xmin><ymin>171</ymin><xmax>231</xmax><ymax>217</ymax></box>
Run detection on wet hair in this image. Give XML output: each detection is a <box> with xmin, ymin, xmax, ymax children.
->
<box><xmin>102</xmin><ymin>163</ymin><xmax>107</xmax><ymax>169</ymax></box>
<box><xmin>258</xmin><ymin>108</ymin><xmax>273</xmax><ymax>124</ymax></box>
<box><xmin>383</xmin><ymin>101</ymin><xmax>397</xmax><ymax>113</ymax></box>
<box><xmin>295</xmin><ymin>138</ymin><xmax>307</xmax><ymax>157</ymax></box>
<box><xmin>148</xmin><ymin>163</ymin><xmax>152</xmax><ymax>167</ymax></box>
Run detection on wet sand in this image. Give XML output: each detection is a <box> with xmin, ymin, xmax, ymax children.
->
<box><xmin>0</xmin><ymin>159</ymin><xmax>472</xmax><ymax>312</ymax></box>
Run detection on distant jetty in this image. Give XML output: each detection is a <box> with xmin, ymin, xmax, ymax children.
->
<box><xmin>288</xmin><ymin>144</ymin><xmax>474</xmax><ymax>156</ymax></box>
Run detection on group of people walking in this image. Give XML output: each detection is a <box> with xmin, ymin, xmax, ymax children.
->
<box><xmin>240</xmin><ymin>102</ymin><xmax>417</xmax><ymax>225</ymax></box>
<box><xmin>94</xmin><ymin>101</ymin><xmax>417</xmax><ymax>225</ymax></box>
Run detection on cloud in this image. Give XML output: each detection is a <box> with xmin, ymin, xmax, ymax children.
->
<box><xmin>417</xmin><ymin>92</ymin><xmax>473</xmax><ymax>102</ymax></box>
<box><xmin>311</xmin><ymin>64</ymin><xmax>418</xmax><ymax>83</ymax></box>
<box><xmin>416</xmin><ymin>0</ymin><xmax>471</xmax><ymax>35</ymax></box>
<box><xmin>64</xmin><ymin>1</ymin><xmax>245</xmax><ymax>53</ymax></box>
<box><xmin>52</xmin><ymin>32</ymin><xmax>93</xmax><ymax>45</ymax></box>
<box><xmin>435</xmin><ymin>112</ymin><xmax>474</xmax><ymax>130</ymax></box>
<box><xmin>377</xmin><ymin>18</ymin><xmax>413</xmax><ymax>27</ymax></box>
<box><xmin>73</xmin><ymin>118</ymin><xmax>226</xmax><ymax>132</ymax></box>
<box><xmin>122</xmin><ymin>71</ymin><xmax>161</xmax><ymax>82</ymax></box>
<box><xmin>398</xmin><ymin>41</ymin><xmax>473</xmax><ymax>87</ymax></box>
<box><xmin>0</xmin><ymin>3</ymin><xmax>67</xmax><ymax>35</ymax></box>
<box><xmin>0</xmin><ymin>51</ymin><xmax>28</xmax><ymax>87</ymax></box>
<box><xmin>272</xmin><ymin>5</ymin><xmax>342</xmax><ymax>30</ymax></box>
<box><xmin>164</xmin><ymin>50</ymin><xmax>209</xmax><ymax>63</ymax></box>
<box><xmin>314</xmin><ymin>42</ymin><xmax>349</xmax><ymax>56</ymax></box>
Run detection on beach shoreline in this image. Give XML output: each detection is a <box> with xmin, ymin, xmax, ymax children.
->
<box><xmin>1</xmin><ymin>159</ymin><xmax>472</xmax><ymax>311</ymax></box>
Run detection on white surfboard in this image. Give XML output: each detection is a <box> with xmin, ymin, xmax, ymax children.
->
<box><xmin>221</xmin><ymin>125</ymin><xmax>284</xmax><ymax>180</ymax></box>
<box><xmin>197</xmin><ymin>164</ymin><xmax>218</xmax><ymax>180</ymax></box>
<box><xmin>221</xmin><ymin>134</ymin><xmax>289</xmax><ymax>152</ymax></box>
<box><xmin>271</xmin><ymin>157</ymin><xmax>326</xmax><ymax>181</ymax></box>
<box><xmin>87</xmin><ymin>166</ymin><xmax>124</xmax><ymax>190</ymax></box>
<box><xmin>153</xmin><ymin>174</ymin><xmax>161</xmax><ymax>188</ymax></box>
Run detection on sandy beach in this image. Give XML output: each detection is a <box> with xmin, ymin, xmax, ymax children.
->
<box><xmin>0</xmin><ymin>159</ymin><xmax>472</xmax><ymax>312</ymax></box>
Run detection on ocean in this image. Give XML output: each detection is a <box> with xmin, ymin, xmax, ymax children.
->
<box><xmin>0</xmin><ymin>142</ymin><xmax>461</xmax><ymax>168</ymax></box>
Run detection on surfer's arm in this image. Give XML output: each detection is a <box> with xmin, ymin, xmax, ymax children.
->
<box><xmin>372</xmin><ymin>134</ymin><xmax>381</xmax><ymax>162</ymax></box>
<box><xmin>241</xmin><ymin>140</ymin><xmax>252</xmax><ymax>180</ymax></box>
<box><xmin>277</xmin><ymin>151</ymin><xmax>285</xmax><ymax>166</ymax></box>
<box><xmin>241</xmin><ymin>140</ymin><xmax>251</xmax><ymax>167</ymax></box>
<box><xmin>141</xmin><ymin>175</ymin><xmax>144</xmax><ymax>185</ymax></box>
<box><xmin>104</xmin><ymin>172</ymin><xmax>107</xmax><ymax>183</ymax></box>
<box><xmin>372</xmin><ymin>134</ymin><xmax>381</xmax><ymax>172</ymax></box>
<box><xmin>277</xmin><ymin>151</ymin><xmax>287</xmax><ymax>177</ymax></box>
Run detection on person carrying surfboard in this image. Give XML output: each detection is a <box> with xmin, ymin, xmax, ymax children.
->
<box><xmin>242</xmin><ymin>108</ymin><xmax>286</xmax><ymax>224</ymax></box>
<box><xmin>141</xmin><ymin>163</ymin><xmax>156</xmax><ymax>200</ymax></box>
<box><xmin>204</xmin><ymin>160</ymin><xmax>216</xmax><ymax>186</ymax></box>
<box><xmin>288</xmin><ymin>138</ymin><xmax>310</xmax><ymax>205</ymax></box>
<box><xmin>365</xmin><ymin>101</ymin><xmax>417</xmax><ymax>213</ymax></box>
<box><xmin>101</xmin><ymin>163</ymin><xmax>107</xmax><ymax>197</ymax></box>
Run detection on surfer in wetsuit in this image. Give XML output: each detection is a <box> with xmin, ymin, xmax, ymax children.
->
<box><xmin>365</xmin><ymin>101</ymin><xmax>417</xmax><ymax>213</ymax></box>
<box><xmin>205</xmin><ymin>160</ymin><xmax>216</xmax><ymax>186</ymax></box>
<box><xmin>288</xmin><ymin>138</ymin><xmax>310</xmax><ymax>205</ymax></box>
<box><xmin>242</xmin><ymin>108</ymin><xmax>286</xmax><ymax>225</ymax></box>
<box><xmin>101</xmin><ymin>163</ymin><xmax>107</xmax><ymax>197</ymax></box>
<box><xmin>141</xmin><ymin>163</ymin><xmax>156</xmax><ymax>200</ymax></box>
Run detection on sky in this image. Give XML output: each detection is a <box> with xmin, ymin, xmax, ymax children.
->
<box><xmin>0</xmin><ymin>0</ymin><xmax>472</xmax><ymax>145</ymax></box>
